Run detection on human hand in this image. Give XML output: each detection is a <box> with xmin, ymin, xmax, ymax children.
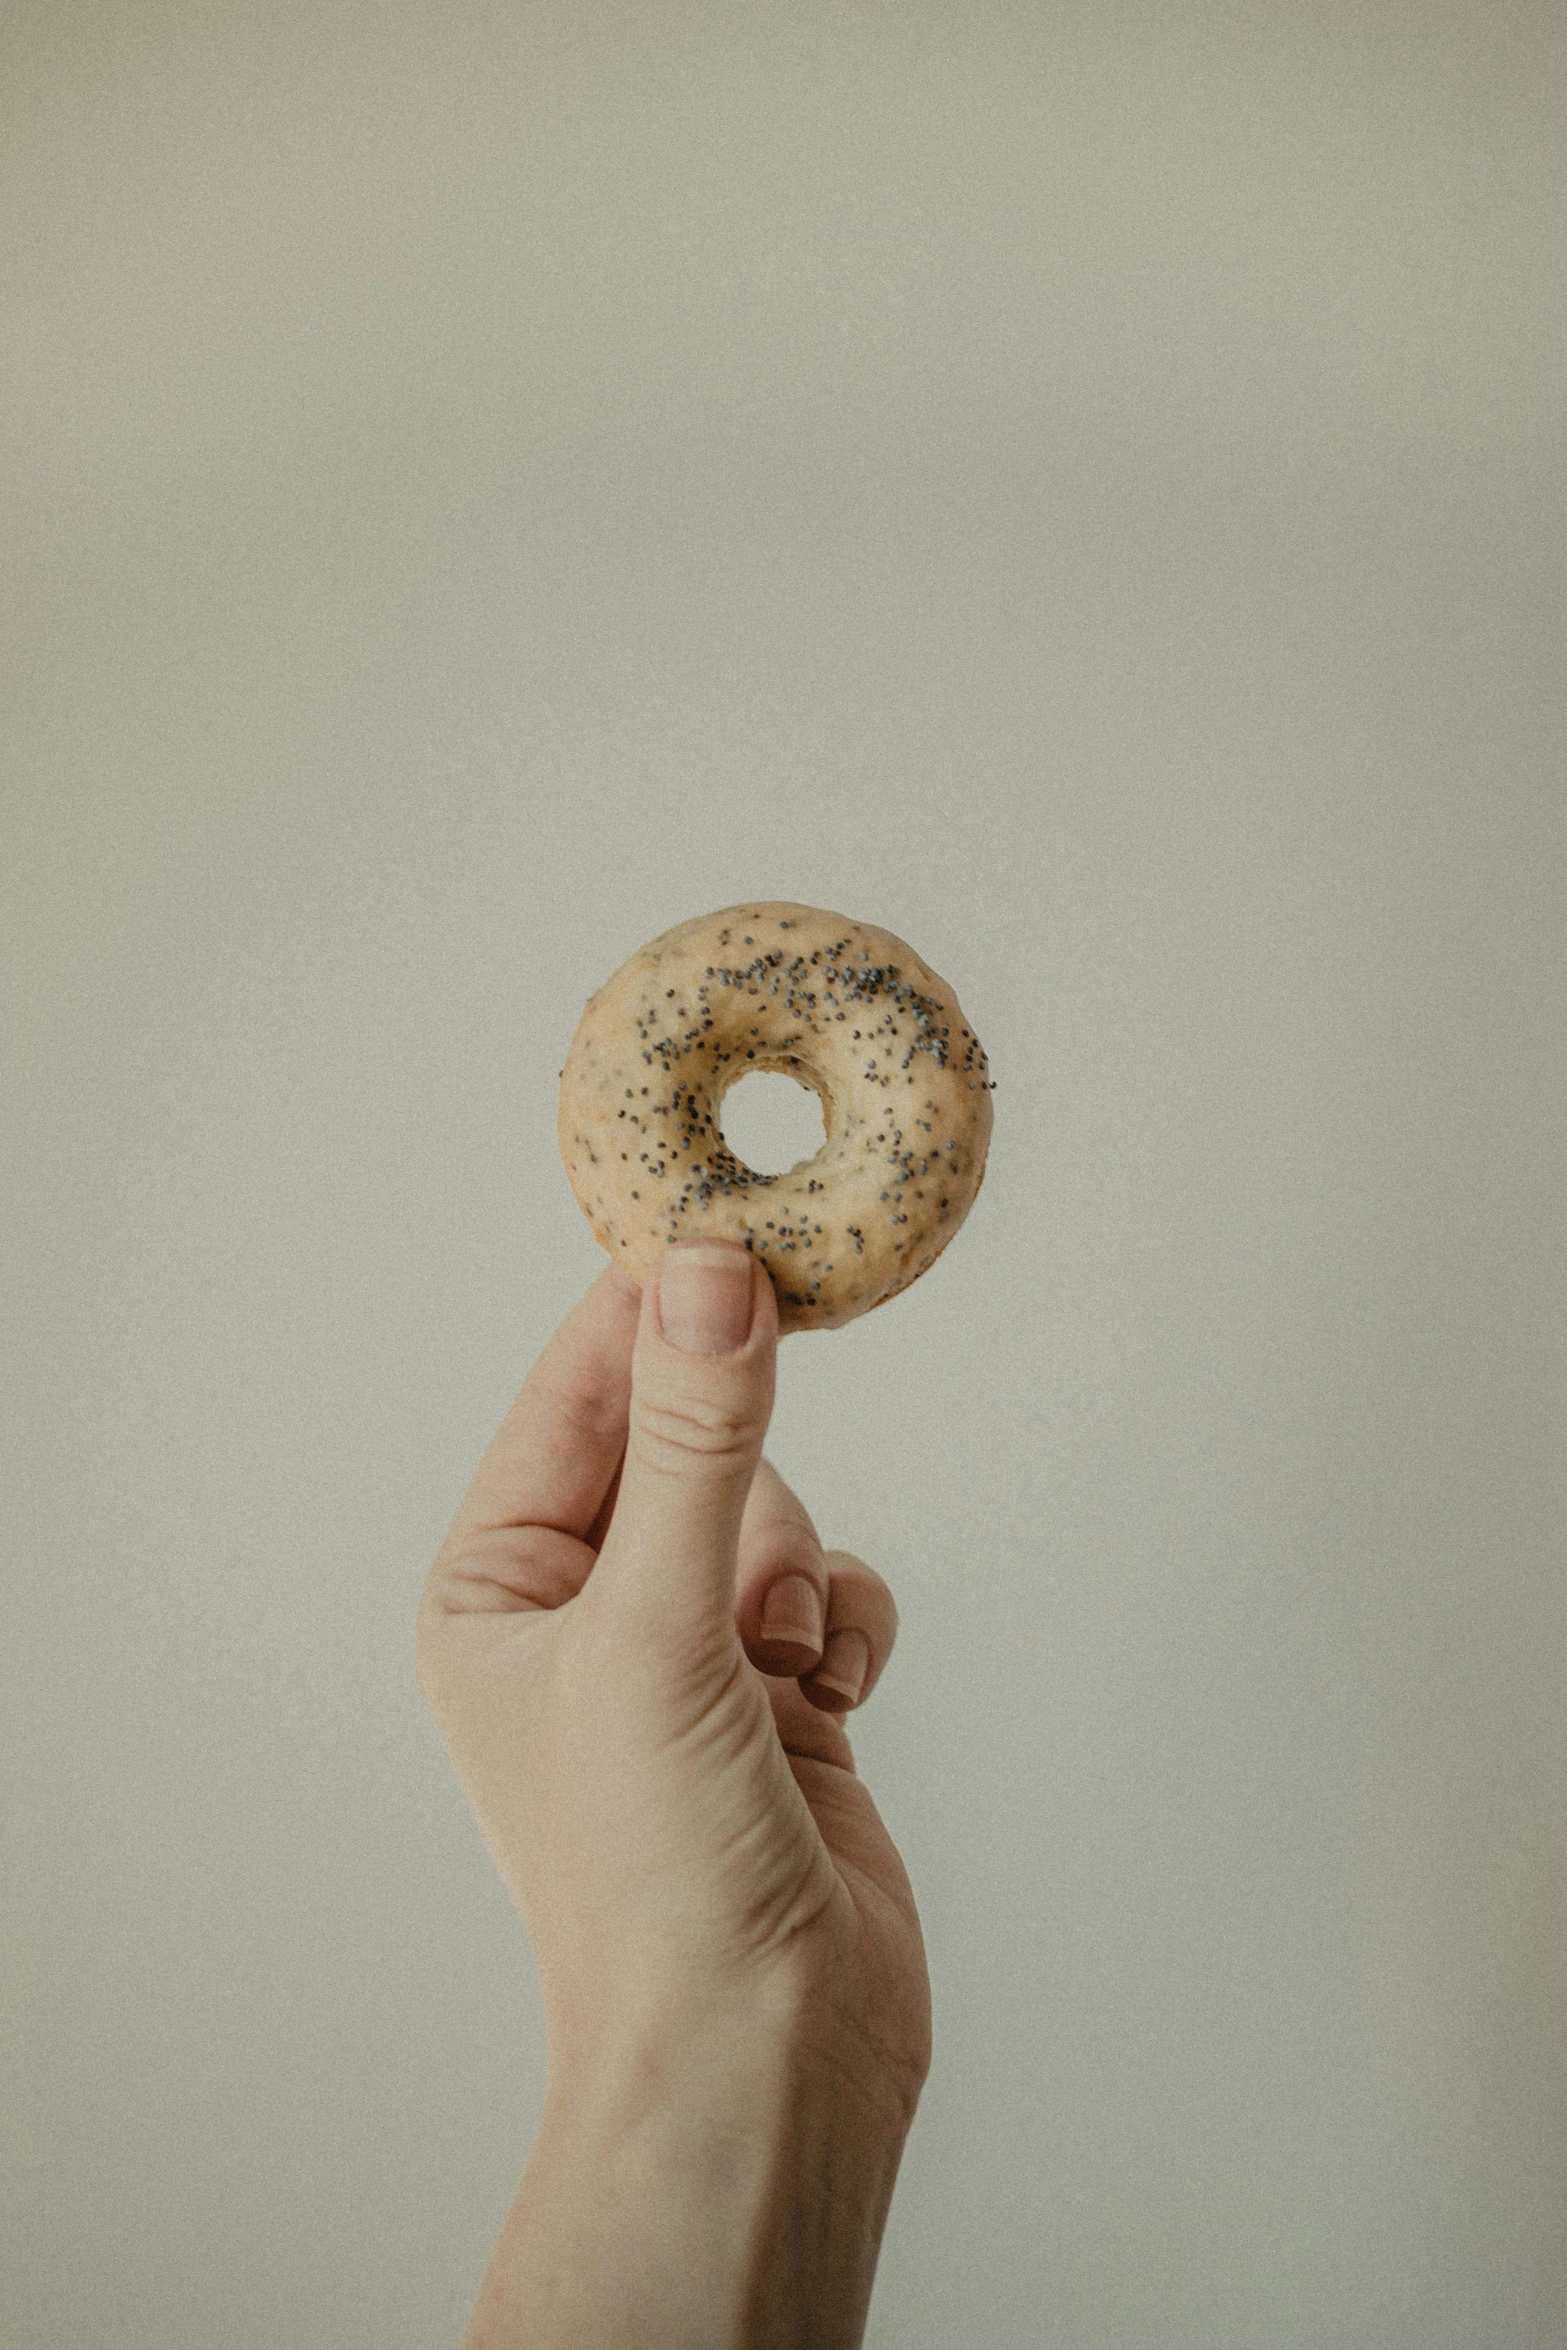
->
<box><xmin>416</xmin><ymin>1239</ymin><xmax>931</xmax><ymax>2349</ymax></box>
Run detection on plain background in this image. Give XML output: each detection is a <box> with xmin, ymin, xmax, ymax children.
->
<box><xmin>5</xmin><ymin>3</ymin><xmax>1565</xmax><ymax>2344</ymax></box>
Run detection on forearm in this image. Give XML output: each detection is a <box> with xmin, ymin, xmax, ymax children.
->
<box><xmin>462</xmin><ymin>2011</ymin><xmax>916</xmax><ymax>2350</ymax></box>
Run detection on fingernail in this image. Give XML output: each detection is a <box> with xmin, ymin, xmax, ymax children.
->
<box><xmin>814</xmin><ymin>1628</ymin><xmax>870</xmax><ymax>1705</ymax></box>
<box><xmin>761</xmin><ymin>1574</ymin><xmax>825</xmax><ymax>1653</ymax></box>
<box><xmin>658</xmin><ymin>1243</ymin><xmax>756</xmax><ymax>1355</ymax></box>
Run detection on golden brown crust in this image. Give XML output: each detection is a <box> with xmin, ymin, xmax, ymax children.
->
<box><xmin>558</xmin><ymin>902</ymin><xmax>993</xmax><ymax>1331</ymax></box>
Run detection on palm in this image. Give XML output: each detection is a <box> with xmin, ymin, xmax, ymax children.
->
<box><xmin>766</xmin><ymin>1679</ymin><xmax>933</xmax><ymax>2098</ymax></box>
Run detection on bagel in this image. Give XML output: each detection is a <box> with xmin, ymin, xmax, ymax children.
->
<box><xmin>557</xmin><ymin>902</ymin><xmax>993</xmax><ymax>1331</ymax></box>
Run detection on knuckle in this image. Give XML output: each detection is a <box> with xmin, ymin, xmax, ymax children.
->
<box><xmin>825</xmin><ymin>1546</ymin><xmax>873</xmax><ymax>1578</ymax></box>
<box><xmin>747</xmin><ymin>1527</ymin><xmax>823</xmax><ymax>1583</ymax></box>
<box><xmin>630</xmin><ymin>1387</ymin><xmax>762</xmax><ymax>1471</ymax></box>
<box><xmin>550</xmin><ymin>1374</ymin><xmax>626</xmax><ymax>1450</ymax></box>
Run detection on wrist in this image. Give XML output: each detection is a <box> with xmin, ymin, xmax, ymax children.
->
<box><xmin>466</xmin><ymin>1995</ymin><xmax>918</xmax><ymax>2350</ymax></box>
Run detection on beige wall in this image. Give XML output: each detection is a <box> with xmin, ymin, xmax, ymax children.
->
<box><xmin>6</xmin><ymin>4</ymin><xmax>1565</xmax><ymax>2343</ymax></box>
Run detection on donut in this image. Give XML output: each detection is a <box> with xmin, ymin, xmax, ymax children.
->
<box><xmin>557</xmin><ymin>902</ymin><xmax>994</xmax><ymax>1331</ymax></box>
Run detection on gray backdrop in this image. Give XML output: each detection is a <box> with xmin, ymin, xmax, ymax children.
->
<box><xmin>6</xmin><ymin>4</ymin><xmax>1565</xmax><ymax>2344</ymax></box>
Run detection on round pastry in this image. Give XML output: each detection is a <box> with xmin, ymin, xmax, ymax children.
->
<box><xmin>557</xmin><ymin>902</ymin><xmax>993</xmax><ymax>1331</ymax></box>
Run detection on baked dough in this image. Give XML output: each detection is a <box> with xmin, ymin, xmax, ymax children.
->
<box><xmin>558</xmin><ymin>902</ymin><xmax>993</xmax><ymax>1331</ymax></box>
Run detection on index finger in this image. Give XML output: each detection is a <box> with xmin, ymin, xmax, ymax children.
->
<box><xmin>448</xmin><ymin>1264</ymin><xmax>641</xmax><ymax>1546</ymax></box>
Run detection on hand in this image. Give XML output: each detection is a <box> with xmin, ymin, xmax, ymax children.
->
<box><xmin>416</xmin><ymin>1240</ymin><xmax>931</xmax><ymax>2349</ymax></box>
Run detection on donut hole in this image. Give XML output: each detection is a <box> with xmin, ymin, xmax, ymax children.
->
<box><xmin>718</xmin><ymin>1070</ymin><xmax>827</xmax><ymax>1177</ymax></box>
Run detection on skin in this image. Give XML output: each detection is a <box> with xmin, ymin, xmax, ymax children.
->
<box><xmin>416</xmin><ymin>1238</ymin><xmax>932</xmax><ymax>2349</ymax></box>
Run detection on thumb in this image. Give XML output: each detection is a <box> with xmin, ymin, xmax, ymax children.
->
<box><xmin>594</xmin><ymin>1239</ymin><xmax>779</xmax><ymax>1642</ymax></box>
